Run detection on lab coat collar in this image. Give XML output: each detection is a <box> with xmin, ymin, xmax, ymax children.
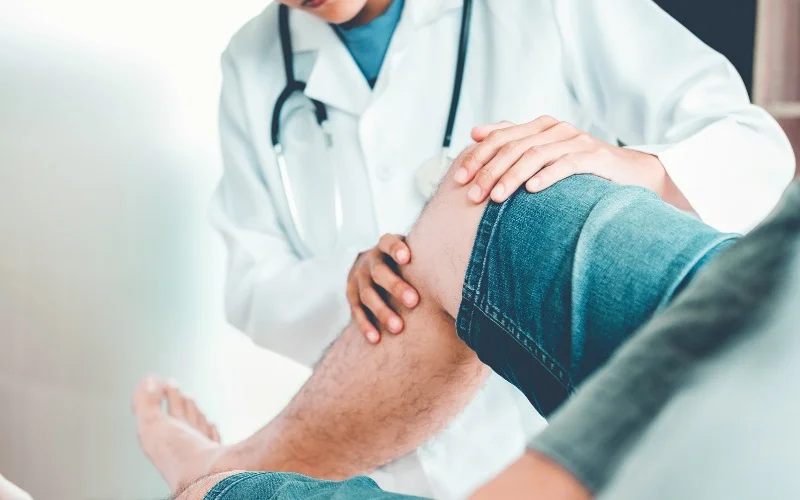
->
<box><xmin>290</xmin><ymin>10</ymin><xmax>370</xmax><ymax>116</ymax></box>
<box><xmin>288</xmin><ymin>0</ymin><xmax>463</xmax><ymax>116</ymax></box>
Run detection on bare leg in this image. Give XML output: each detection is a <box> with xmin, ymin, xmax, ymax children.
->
<box><xmin>133</xmin><ymin>159</ymin><xmax>494</xmax><ymax>489</ymax></box>
<box><xmin>214</xmin><ymin>302</ymin><xmax>488</xmax><ymax>480</ymax></box>
<box><xmin>133</xmin><ymin>377</ymin><xmax>223</xmax><ymax>490</ymax></box>
<box><xmin>134</xmin><ymin>309</ymin><xmax>488</xmax><ymax>488</ymax></box>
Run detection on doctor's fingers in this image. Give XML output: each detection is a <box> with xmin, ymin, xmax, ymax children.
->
<box><xmin>488</xmin><ymin>134</ymin><xmax>596</xmax><ymax>203</ymax></box>
<box><xmin>526</xmin><ymin>150</ymin><xmax>613</xmax><ymax>193</ymax></box>
<box><xmin>467</xmin><ymin>123</ymin><xmax>583</xmax><ymax>203</ymax></box>
<box><xmin>358</xmin><ymin>279</ymin><xmax>405</xmax><ymax>335</ymax></box>
<box><xmin>346</xmin><ymin>282</ymin><xmax>380</xmax><ymax>343</ymax></box>
<box><xmin>370</xmin><ymin>259</ymin><xmax>418</xmax><ymax>309</ymax></box>
<box><xmin>470</xmin><ymin>120</ymin><xmax>515</xmax><ymax>143</ymax></box>
<box><xmin>455</xmin><ymin>115</ymin><xmax>561</xmax><ymax>185</ymax></box>
<box><xmin>377</xmin><ymin>234</ymin><xmax>411</xmax><ymax>265</ymax></box>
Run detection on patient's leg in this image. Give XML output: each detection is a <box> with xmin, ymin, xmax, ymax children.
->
<box><xmin>135</xmin><ymin>155</ymin><xmax>733</xmax><ymax>492</ymax></box>
<box><xmin>212</xmin><ymin>287</ymin><xmax>490</xmax><ymax>480</ymax></box>
<box><xmin>134</xmin><ymin>161</ymin><xmax>493</xmax><ymax>491</ymax></box>
<box><xmin>136</xmin><ymin>314</ymin><xmax>487</xmax><ymax>491</ymax></box>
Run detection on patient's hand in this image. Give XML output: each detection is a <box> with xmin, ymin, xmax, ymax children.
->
<box><xmin>347</xmin><ymin>234</ymin><xmax>419</xmax><ymax>344</ymax></box>
<box><xmin>455</xmin><ymin>116</ymin><xmax>672</xmax><ymax>205</ymax></box>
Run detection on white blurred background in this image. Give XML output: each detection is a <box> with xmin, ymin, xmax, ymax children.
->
<box><xmin>0</xmin><ymin>1</ymin><xmax>312</xmax><ymax>499</ymax></box>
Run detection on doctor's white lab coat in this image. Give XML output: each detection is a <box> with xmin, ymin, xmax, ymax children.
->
<box><xmin>209</xmin><ymin>0</ymin><xmax>795</xmax><ymax>497</ymax></box>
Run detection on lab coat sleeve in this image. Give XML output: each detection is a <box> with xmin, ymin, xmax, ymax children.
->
<box><xmin>552</xmin><ymin>0</ymin><xmax>795</xmax><ymax>233</ymax></box>
<box><xmin>210</xmin><ymin>50</ymin><xmax>361</xmax><ymax>367</ymax></box>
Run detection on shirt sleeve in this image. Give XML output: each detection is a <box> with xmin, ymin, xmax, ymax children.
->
<box><xmin>553</xmin><ymin>0</ymin><xmax>795</xmax><ymax>233</ymax></box>
<box><xmin>210</xmin><ymin>49</ymin><xmax>361</xmax><ymax>367</ymax></box>
<box><xmin>529</xmin><ymin>181</ymin><xmax>800</xmax><ymax>492</ymax></box>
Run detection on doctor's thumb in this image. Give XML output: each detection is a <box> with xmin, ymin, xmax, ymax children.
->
<box><xmin>471</xmin><ymin>120</ymin><xmax>514</xmax><ymax>142</ymax></box>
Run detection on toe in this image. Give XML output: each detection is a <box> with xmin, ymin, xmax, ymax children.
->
<box><xmin>184</xmin><ymin>397</ymin><xmax>207</xmax><ymax>430</ymax></box>
<box><xmin>209</xmin><ymin>424</ymin><xmax>221</xmax><ymax>443</ymax></box>
<box><xmin>166</xmin><ymin>384</ymin><xmax>189</xmax><ymax>420</ymax></box>
<box><xmin>132</xmin><ymin>375</ymin><xmax>168</xmax><ymax>416</ymax></box>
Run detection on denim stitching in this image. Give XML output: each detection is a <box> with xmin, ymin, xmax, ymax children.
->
<box><xmin>458</xmin><ymin>198</ymin><xmax>572</xmax><ymax>390</ymax></box>
<box><xmin>472</xmin><ymin>202</ymin><xmax>509</xmax><ymax>297</ymax></box>
<box><xmin>203</xmin><ymin>472</ymin><xmax>263</xmax><ymax>500</ymax></box>
<box><xmin>482</xmin><ymin>301</ymin><xmax>573</xmax><ymax>391</ymax></box>
<box><xmin>457</xmin><ymin>201</ymin><xmax>507</xmax><ymax>346</ymax></box>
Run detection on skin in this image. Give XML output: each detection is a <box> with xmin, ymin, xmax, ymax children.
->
<box><xmin>275</xmin><ymin>0</ymin><xmax>394</xmax><ymax>27</ymax></box>
<box><xmin>287</xmin><ymin>3</ymin><xmax>694</xmax><ymax>344</ymax></box>
<box><xmin>133</xmin><ymin>151</ymin><xmax>592</xmax><ymax>499</ymax></box>
<box><xmin>464</xmin><ymin>118</ymin><xmax>696</xmax><ymax>213</ymax></box>
<box><xmin>348</xmin><ymin>118</ymin><xmax>697</xmax><ymax>342</ymax></box>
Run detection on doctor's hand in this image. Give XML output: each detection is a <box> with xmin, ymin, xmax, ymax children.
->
<box><xmin>455</xmin><ymin>116</ymin><xmax>668</xmax><ymax>203</ymax></box>
<box><xmin>347</xmin><ymin>234</ymin><xmax>420</xmax><ymax>344</ymax></box>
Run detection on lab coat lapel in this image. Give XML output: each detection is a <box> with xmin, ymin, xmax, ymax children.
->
<box><xmin>374</xmin><ymin>0</ymin><xmax>463</xmax><ymax>95</ymax></box>
<box><xmin>290</xmin><ymin>9</ymin><xmax>371</xmax><ymax>116</ymax></box>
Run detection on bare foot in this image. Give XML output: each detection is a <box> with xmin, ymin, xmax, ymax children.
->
<box><xmin>0</xmin><ymin>474</ymin><xmax>32</xmax><ymax>500</ymax></box>
<box><xmin>132</xmin><ymin>376</ymin><xmax>226</xmax><ymax>491</ymax></box>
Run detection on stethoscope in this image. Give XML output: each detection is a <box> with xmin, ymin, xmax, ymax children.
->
<box><xmin>271</xmin><ymin>0</ymin><xmax>473</xmax><ymax>256</ymax></box>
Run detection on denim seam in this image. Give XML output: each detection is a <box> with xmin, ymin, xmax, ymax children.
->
<box><xmin>458</xmin><ymin>201</ymin><xmax>507</xmax><ymax>347</ymax></box>
<box><xmin>458</xmin><ymin>198</ymin><xmax>571</xmax><ymax>390</ymax></box>
<box><xmin>463</xmin><ymin>201</ymin><xmax>508</xmax><ymax>297</ymax></box>
<box><xmin>203</xmin><ymin>472</ymin><xmax>262</xmax><ymax>500</ymax></box>
<box><xmin>482</xmin><ymin>301</ymin><xmax>572</xmax><ymax>390</ymax></box>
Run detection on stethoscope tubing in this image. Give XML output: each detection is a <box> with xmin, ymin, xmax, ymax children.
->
<box><xmin>271</xmin><ymin>0</ymin><xmax>472</xmax><ymax>256</ymax></box>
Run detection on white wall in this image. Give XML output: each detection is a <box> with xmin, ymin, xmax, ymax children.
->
<box><xmin>0</xmin><ymin>2</ymin><xmax>309</xmax><ymax>499</ymax></box>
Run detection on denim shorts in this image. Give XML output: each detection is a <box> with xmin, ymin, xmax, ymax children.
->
<box><xmin>203</xmin><ymin>472</ymin><xmax>425</xmax><ymax>500</ymax></box>
<box><xmin>202</xmin><ymin>176</ymin><xmax>738</xmax><ymax>500</ymax></box>
<box><xmin>455</xmin><ymin>175</ymin><xmax>737</xmax><ymax>417</ymax></box>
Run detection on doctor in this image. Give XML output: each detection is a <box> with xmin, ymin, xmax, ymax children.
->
<box><xmin>209</xmin><ymin>0</ymin><xmax>794</xmax><ymax>497</ymax></box>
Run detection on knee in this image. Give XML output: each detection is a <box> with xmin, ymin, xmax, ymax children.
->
<box><xmin>401</xmin><ymin>152</ymin><xmax>488</xmax><ymax>317</ymax></box>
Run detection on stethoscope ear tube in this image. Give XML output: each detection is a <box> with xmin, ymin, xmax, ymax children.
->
<box><xmin>272</xmin><ymin>0</ymin><xmax>472</xmax><ymax>256</ymax></box>
<box><xmin>272</xmin><ymin>4</ymin><xmax>328</xmax><ymax>147</ymax></box>
<box><xmin>443</xmin><ymin>0</ymin><xmax>473</xmax><ymax>149</ymax></box>
<box><xmin>271</xmin><ymin>82</ymin><xmax>328</xmax><ymax>147</ymax></box>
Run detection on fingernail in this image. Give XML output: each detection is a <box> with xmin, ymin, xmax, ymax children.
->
<box><xmin>403</xmin><ymin>290</ymin><xmax>418</xmax><ymax>306</ymax></box>
<box><xmin>389</xmin><ymin>317</ymin><xmax>402</xmax><ymax>332</ymax></box>
<box><xmin>491</xmin><ymin>184</ymin><xmax>505</xmax><ymax>200</ymax></box>
<box><xmin>468</xmin><ymin>185</ymin><xmax>482</xmax><ymax>202</ymax></box>
<box><xmin>454</xmin><ymin>168</ymin><xmax>468</xmax><ymax>183</ymax></box>
<box><xmin>528</xmin><ymin>178</ymin><xmax>541</xmax><ymax>191</ymax></box>
<box><xmin>396</xmin><ymin>249</ymin><xmax>409</xmax><ymax>262</ymax></box>
<box><xmin>367</xmin><ymin>331</ymin><xmax>380</xmax><ymax>343</ymax></box>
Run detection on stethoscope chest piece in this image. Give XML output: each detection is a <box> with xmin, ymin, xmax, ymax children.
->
<box><xmin>415</xmin><ymin>150</ymin><xmax>454</xmax><ymax>199</ymax></box>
